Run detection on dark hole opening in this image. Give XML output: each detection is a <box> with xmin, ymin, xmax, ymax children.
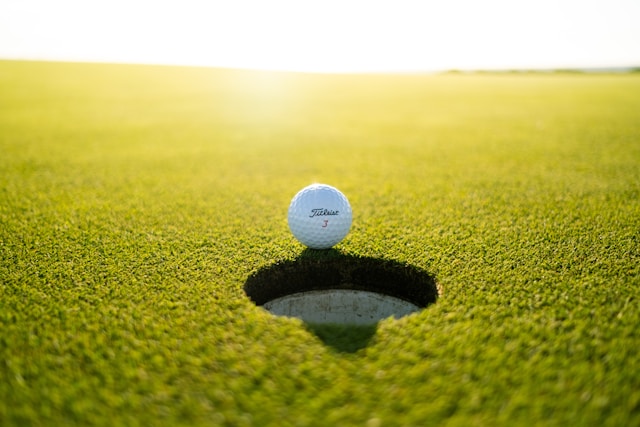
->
<box><xmin>244</xmin><ymin>249</ymin><xmax>439</xmax><ymax>315</ymax></box>
<box><xmin>244</xmin><ymin>250</ymin><xmax>439</xmax><ymax>352</ymax></box>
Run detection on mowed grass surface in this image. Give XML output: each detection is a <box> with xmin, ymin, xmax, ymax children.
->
<box><xmin>1</xmin><ymin>60</ymin><xmax>639</xmax><ymax>426</ymax></box>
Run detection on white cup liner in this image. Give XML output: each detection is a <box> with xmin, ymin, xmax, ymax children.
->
<box><xmin>263</xmin><ymin>289</ymin><xmax>421</xmax><ymax>325</ymax></box>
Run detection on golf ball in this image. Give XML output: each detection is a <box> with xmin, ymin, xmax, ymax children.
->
<box><xmin>288</xmin><ymin>184</ymin><xmax>352</xmax><ymax>250</ymax></box>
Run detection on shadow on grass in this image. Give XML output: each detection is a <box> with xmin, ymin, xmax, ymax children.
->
<box><xmin>244</xmin><ymin>249</ymin><xmax>439</xmax><ymax>353</ymax></box>
<box><xmin>304</xmin><ymin>322</ymin><xmax>379</xmax><ymax>353</ymax></box>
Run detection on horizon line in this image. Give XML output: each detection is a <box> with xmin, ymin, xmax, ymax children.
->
<box><xmin>1</xmin><ymin>56</ymin><xmax>639</xmax><ymax>75</ymax></box>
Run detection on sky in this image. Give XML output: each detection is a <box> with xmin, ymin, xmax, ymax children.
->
<box><xmin>1</xmin><ymin>0</ymin><xmax>639</xmax><ymax>73</ymax></box>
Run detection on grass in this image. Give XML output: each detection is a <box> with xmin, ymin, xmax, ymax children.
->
<box><xmin>1</xmin><ymin>60</ymin><xmax>639</xmax><ymax>426</ymax></box>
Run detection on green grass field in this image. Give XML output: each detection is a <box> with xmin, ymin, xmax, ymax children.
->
<box><xmin>1</xmin><ymin>60</ymin><xmax>639</xmax><ymax>426</ymax></box>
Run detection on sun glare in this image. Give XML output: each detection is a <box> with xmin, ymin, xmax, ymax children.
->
<box><xmin>1</xmin><ymin>0</ymin><xmax>639</xmax><ymax>72</ymax></box>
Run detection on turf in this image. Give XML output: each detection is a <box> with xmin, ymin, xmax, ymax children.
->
<box><xmin>1</xmin><ymin>60</ymin><xmax>639</xmax><ymax>426</ymax></box>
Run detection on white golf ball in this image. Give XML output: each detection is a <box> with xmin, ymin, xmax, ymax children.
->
<box><xmin>288</xmin><ymin>184</ymin><xmax>352</xmax><ymax>250</ymax></box>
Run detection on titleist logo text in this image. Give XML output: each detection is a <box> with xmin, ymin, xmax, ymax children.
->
<box><xmin>309</xmin><ymin>208</ymin><xmax>339</xmax><ymax>218</ymax></box>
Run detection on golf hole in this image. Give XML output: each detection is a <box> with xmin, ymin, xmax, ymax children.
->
<box><xmin>244</xmin><ymin>252</ymin><xmax>439</xmax><ymax>326</ymax></box>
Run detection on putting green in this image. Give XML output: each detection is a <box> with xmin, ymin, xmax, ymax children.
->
<box><xmin>1</xmin><ymin>61</ymin><xmax>639</xmax><ymax>426</ymax></box>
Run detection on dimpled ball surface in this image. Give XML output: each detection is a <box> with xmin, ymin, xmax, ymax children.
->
<box><xmin>288</xmin><ymin>184</ymin><xmax>352</xmax><ymax>250</ymax></box>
